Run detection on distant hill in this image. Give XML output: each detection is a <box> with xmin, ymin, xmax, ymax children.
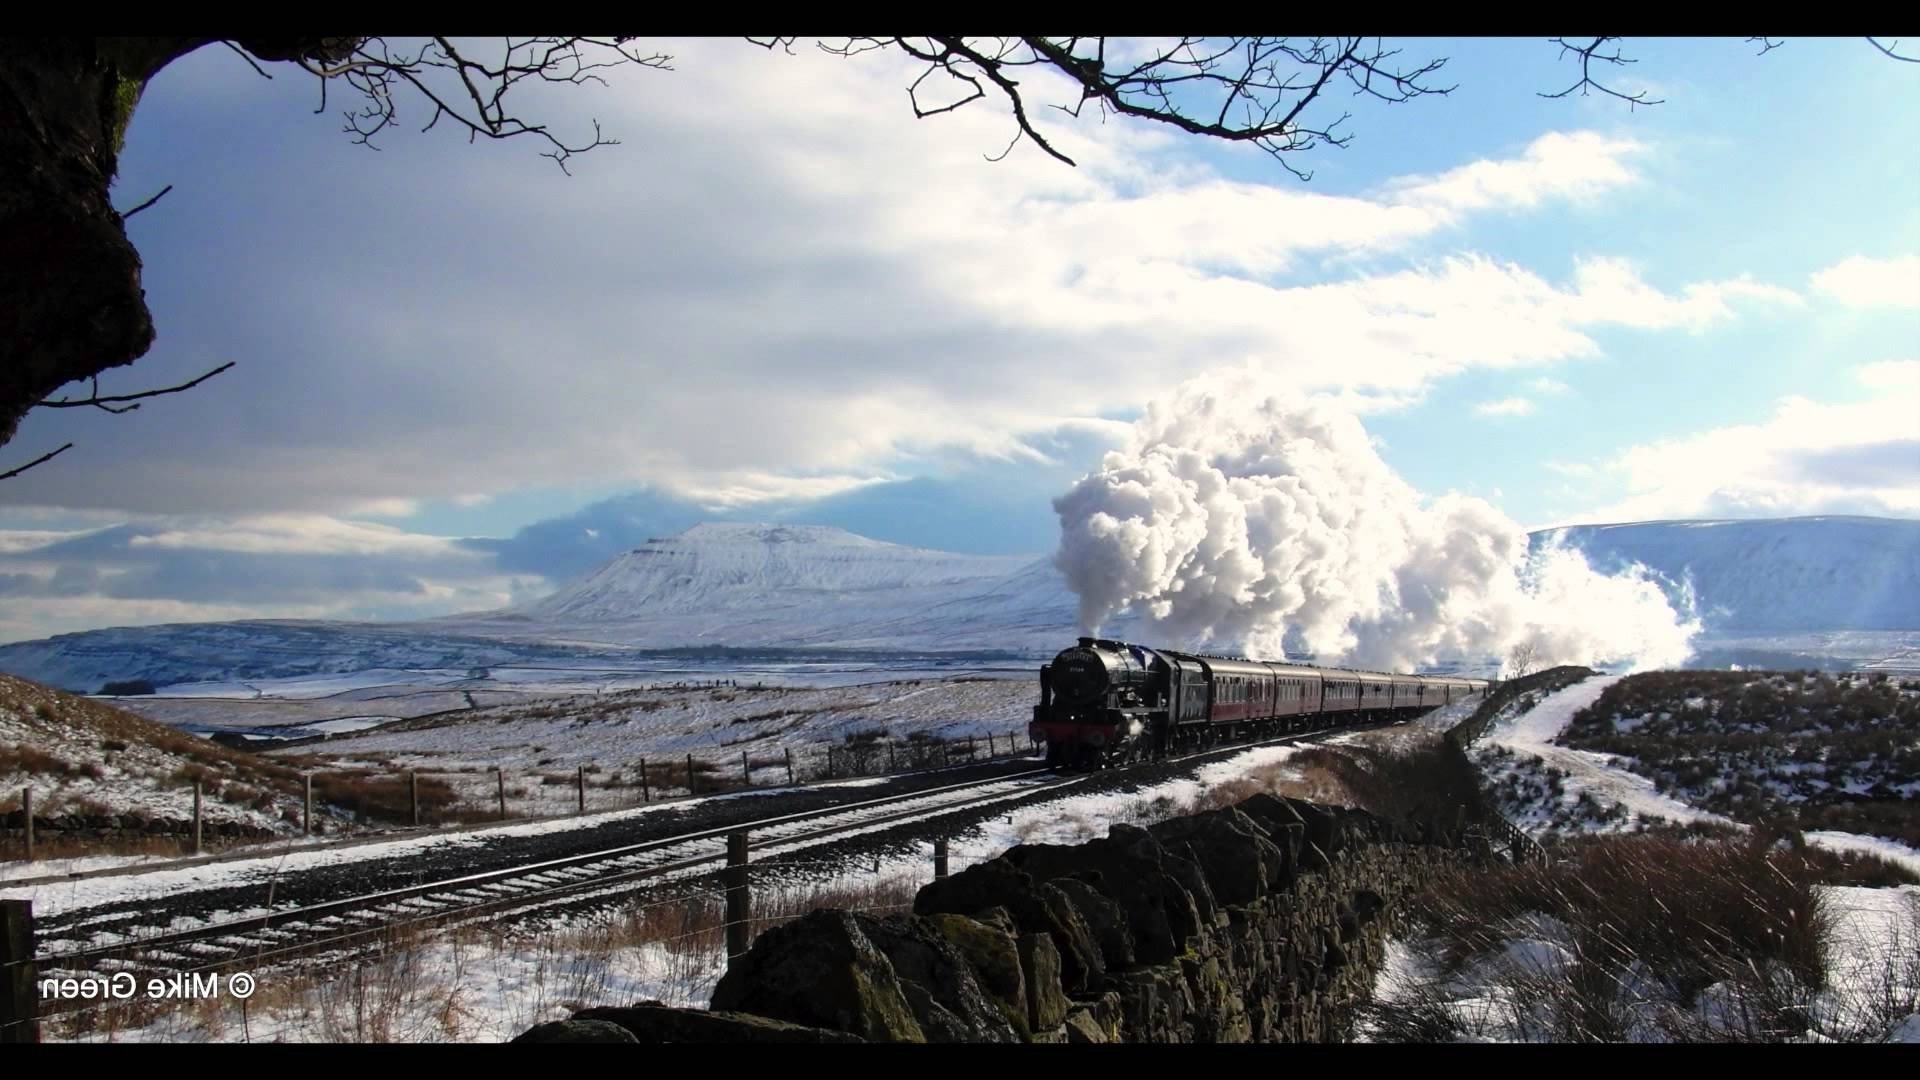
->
<box><xmin>1534</xmin><ymin>516</ymin><xmax>1920</xmax><ymax>632</ymax></box>
<box><xmin>1</xmin><ymin>516</ymin><xmax>1914</xmax><ymax>691</ymax></box>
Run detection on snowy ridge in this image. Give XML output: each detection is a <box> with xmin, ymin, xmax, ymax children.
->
<box><xmin>1539</xmin><ymin>516</ymin><xmax>1920</xmax><ymax>632</ymax></box>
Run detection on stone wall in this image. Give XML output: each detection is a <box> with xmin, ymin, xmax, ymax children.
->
<box><xmin>518</xmin><ymin>793</ymin><xmax>1465</xmax><ymax>1044</ymax></box>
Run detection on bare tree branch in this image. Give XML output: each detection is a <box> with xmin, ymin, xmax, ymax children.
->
<box><xmin>36</xmin><ymin>362</ymin><xmax>236</xmax><ymax>415</ymax></box>
<box><xmin>1747</xmin><ymin>37</ymin><xmax>1785</xmax><ymax>57</ymax></box>
<box><xmin>1540</xmin><ymin>37</ymin><xmax>1665</xmax><ymax>107</ymax></box>
<box><xmin>222</xmin><ymin>39</ymin><xmax>275</xmax><ymax>80</ymax></box>
<box><xmin>807</xmin><ymin>37</ymin><xmax>1453</xmax><ymax>181</ymax></box>
<box><xmin>0</xmin><ymin>443</ymin><xmax>75</xmax><ymax>481</ymax></box>
<box><xmin>117</xmin><ymin>183</ymin><xmax>173</xmax><ymax>220</ymax></box>
<box><xmin>1867</xmin><ymin>37</ymin><xmax>1920</xmax><ymax>63</ymax></box>
<box><xmin>234</xmin><ymin>38</ymin><xmax>676</xmax><ymax>174</ymax></box>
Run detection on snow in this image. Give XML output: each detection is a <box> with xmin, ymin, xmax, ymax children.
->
<box><xmin>1484</xmin><ymin>675</ymin><xmax>1736</xmax><ymax>830</ymax></box>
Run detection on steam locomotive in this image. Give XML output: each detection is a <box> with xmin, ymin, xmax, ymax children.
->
<box><xmin>1030</xmin><ymin>637</ymin><xmax>1490</xmax><ymax>770</ymax></box>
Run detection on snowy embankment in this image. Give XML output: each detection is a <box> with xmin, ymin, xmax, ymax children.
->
<box><xmin>1480</xmin><ymin>676</ymin><xmax>1920</xmax><ymax>877</ymax></box>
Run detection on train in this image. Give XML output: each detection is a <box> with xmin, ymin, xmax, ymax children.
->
<box><xmin>1030</xmin><ymin>637</ymin><xmax>1491</xmax><ymax>770</ymax></box>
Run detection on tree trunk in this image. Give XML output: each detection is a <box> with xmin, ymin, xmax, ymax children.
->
<box><xmin>0</xmin><ymin>39</ymin><xmax>210</xmax><ymax>448</ymax></box>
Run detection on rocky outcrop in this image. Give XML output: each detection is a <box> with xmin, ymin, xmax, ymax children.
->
<box><xmin>526</xmin><ymin>793</ymin><xmax>1462</xmax><ymax>1043</ymax></box>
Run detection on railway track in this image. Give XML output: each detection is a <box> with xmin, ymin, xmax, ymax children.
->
<box><xmin>25</xmin><ymin>716</ymin><xmax>1417</xmax><ymax>1004</ymax></box>
<box><xmin>28</xmin><ymin>766</ymin><xmax>1075</xmax><ymax>994</ymax></box>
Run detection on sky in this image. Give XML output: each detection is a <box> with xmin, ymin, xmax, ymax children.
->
<box><xmin>0</xmin><ymin>36</ymin><xmax>1915</xmax><ymax>643</ymax></box>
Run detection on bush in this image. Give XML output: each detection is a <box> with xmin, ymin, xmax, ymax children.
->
<box><xmin>97</xmin><ymin>679</ymin><xmax>157</xmax><ymax>696</ymax></box>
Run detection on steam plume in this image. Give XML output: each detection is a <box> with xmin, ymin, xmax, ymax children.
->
<box><xmin>1053</xmin><ymin>371</ymin><xmax>1697</xmax><ymax>674</ymax></box>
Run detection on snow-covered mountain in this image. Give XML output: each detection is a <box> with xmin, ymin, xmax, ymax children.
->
<box><xmin>463</xmin><ymin>522</ymin><xmax>1033</xmax><ymax>647</ymax></box>
<box><xmin>1535</xmin><ymin>516</ymin><xmax>1920</xmax><ymax>632</ymax></box>
<box><xmin>3</xmin><ymin>516</ymin><xmax>1915</xmax><ymax>692</ymax></box>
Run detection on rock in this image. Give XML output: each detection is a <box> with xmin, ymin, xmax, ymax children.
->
<box><xmin>858</xmin><ymin>913</ymin><xmax>1018</xmax><ymax>1043</ymax></box>
<box><xmin>709</xmin><ymin>908</ymin><xmax>926</xmax><ymax>1043</ymax></box>
<box><xmin>571</xmin><ymin>1004</ymin><xmax>862</xmax><ymax>1043</ymax></box>
<box><xmin>1000</xmin><ymin>827</ymin><xmax>1201</xmax><ymax>967</ymax></box>
<box><xmin>1019</xmin><ymin>932</ymin><xmax>1070</xmax><ymax>1033</ymax></box>
<box><xmin>512</xmin><ymin>1019</ymin><xmax>640</xmax><ymax>1043</ymax></box>
<box><xmin>1062</xmin><ymin>1008</ymin><xmax>1109</xmax><ymax>1044</ymax></box>
<box><xmin>1149</xmin><ymin>808</ymin><xmax>1289</xmax><ymax>906</ymax></box>
<box><xmin>914</xmin><ymin>860</ymin><xmax>1104</xmax><ymax>994</ymax></box>
<box><xmin>1048</xmin><ymin>877</ymin><xmax>1135</xmax><ymax>971</ymax></box>
<box><xmin>1286</xmin><ymin>798</ymin><xmax>1341</xmax><ymax>855</ymax></box>
<box><xmin>927</xmin><ymin>912</ymin><xmax>1028</xmax><ymax>1038</ymax></box>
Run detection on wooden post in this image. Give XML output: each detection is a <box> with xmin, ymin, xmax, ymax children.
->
<box><xmin>826</xmin><ymin>746</ymin><xmax>835</xmax><ymax>779</ymax></box>
<box><xmin>20</xmin><ymin>789</ymin><xmax>31</xmax><ymax>862</ymax></box>
<box><xmin>192</xmin><ymin>781</ymin><xmax>203</xmax><ymax>855</ymax></box>
<box><xmin>409</xmin><ymin>771</ymin><xmax>419</xmax><ymax>827</ymax></box>
<box><xmin>741</xmin><ymin>750</ymin><xmax>751</xmax><ymax>787</ymax></box>
<box><xmin>968</xmin><ymin>734</ymin><xmax>976</xmax><ymax>760</ymax></box>
<box><xmin>577</xmin><ymin>765</ymin><xmax>586</xmax><ymax>814</ymax></box>
<box><xmin>934</xmin><ymin>837</ymin><xmax>949</xmax><ymax>880</ymax></box>
<box><xmin>784</xmin><ymin>748</ymin><xmax>794</xmax><ymax>786</ymax></box>
<box><xmin>303</xmin><ymin>773</ymin><xmax>312</xmax><ymax>836</ymax></box>
<box><xmin>887</xmin><ymin>741</ymin><xmax>895</xmax><ymax>773</ymax></box>
<box><xmin>639</xmin><ymin>759</ymin><xmax>650</xmax><ymax>803</ymax></box>
<box><xmin>1</xmin><ymin>899</ymin><xmax>37</xmax><ymax>1044</ymax></box>
<box><xmin>687</xmin><ymin>753</ymin><xmax>697</xmax><ymax>795</ymax></box>
<box><xmin>725</xmin><ymin>830</ymin><xmax>751</xmax><ymax>964</ymax></box>
<box><xmin>497</xmin><ymin>768</ymin><xmax>507</xmax><ymax>820</ymax></box>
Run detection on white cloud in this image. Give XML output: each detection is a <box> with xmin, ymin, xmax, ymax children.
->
<box><xmin>1387</xmin><ymin>130</ymin><xmax>1644</xmax><ymax>216</ymax></box>
<box><xmin>2</xmin><ymin>41</ymin><xmax>1761</xmax><ymax>522</ymax></box>
<box><xmin>128</xmin><ymin>515</ymin><xmax>465</xmax><ymax>557</ymax></box>
<box><xmin>1857</xmin><ymin>358</ymin><xmax>1920</xmax><ymax>389</ymax></box>
<box><xmin>1474</xmin><ymin>397</ymin><xmax>1536</xmax><ymax>417</ymax></box>
<box><xmin>1528</xmin><ymin>377</ymin><xmax>1572</xmax><ymax>395</ymax></box>
<box><xmin>1811</xmin><ymin>255</ymin><xmax>1920</xmax><ymax>309</ymax></box>
<box><xmin>1568</xmin><ymin>361</ymin><xmax>1920</xmax><ymax>522</ymax></box>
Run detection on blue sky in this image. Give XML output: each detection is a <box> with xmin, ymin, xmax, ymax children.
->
<box><xmin>0</xmin><ymin>37</ymin><xmax>1914</xmax><ymax>643</ymax></box>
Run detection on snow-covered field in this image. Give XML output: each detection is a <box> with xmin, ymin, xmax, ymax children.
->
<box><xmin>263</xmin><ymin>678</ymin><xmax>1041</xmax><ymax>818</ymax></box>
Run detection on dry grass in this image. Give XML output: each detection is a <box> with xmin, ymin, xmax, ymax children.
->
<box><xmin>1362</xmin><ymin>832</ymin><xmax>1885</xmax><ymax>1042</ymax></box>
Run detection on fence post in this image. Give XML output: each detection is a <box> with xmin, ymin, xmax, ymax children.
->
<box><xmin>21</xmin><ymin>789</ymin><xmax>31</xmax><ymax>862</ymax></box>
<box><xmin>687</xmin><ymin>753</ymin><xmax>697</xmax><ymax>796</ymax></box>
<box><xmin>303</xmin><ymin>773</ymin><xmax>312</xmax><ymax>836</ymax></box>
<box><xmin>497</xmin><ymin>768</ymin><xmax>507</xmax><ymax>820</ymax></box>
<box><xmin>934</xmin><ymin>837</ymin><xmax>949</xmax><ymax>880</ymax></box>
<box><xmin>826</xmin><ymin>746</ymin><xmax>835</xmax><ymax>779</ymax></box>
<box><xmin>1</xmin><ymin>899</ymin><xmax>37</xmax><ymax>1044</ymax></box>
<box><xmin>639</xmin><ymin>759</ymin><xmax>650</xmax><ymax>803</ymax></box>
<box><xmin>887</xmin><ymin>741</ymin><xmax>895</xmax><ymax>773</ymax></box>
<box><xmin>409</xmin><ymin>771</ymin><xmax>420</xmax><ymax>827</ymax></box>
<box><xmin>725</xmin><ymin>830</ymin><xmax>751</xmax><ymax>964</ymax></box>
<box><xmin>577</xmin><ymin>765</ymin><xmax>586</xmax><ymax>814</ymax></box>
<box><xmin>741</xmin><ymin>750</ymin><xmax>751</xmax><ymax>787</ymax></box>
<box><xmin>968</xmin><ymin>735</ymin><xmax>976</xmax><ymax>760</ymax></box>
<box><xmin>192</xmin><ymin>781</ymin><xmax>203</xmax><ymax>855</ymax></box>
<box><xmin>784</xmin><ymin>748</ymin><xmax>794</xmax><ymax>786</ymax></box>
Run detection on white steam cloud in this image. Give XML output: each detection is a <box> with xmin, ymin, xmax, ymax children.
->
<box><xmin>1053</xmin><ymin>371</ymin><xmax>1698</xmax><ymax>675</ymax></box>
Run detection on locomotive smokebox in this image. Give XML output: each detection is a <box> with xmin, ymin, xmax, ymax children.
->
<box><xmin>1049</xmin><ymin>640</ymin><xmax>1152</xmax><ymax>704</ymax></box>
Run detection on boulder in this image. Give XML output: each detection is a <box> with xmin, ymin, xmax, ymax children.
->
<box><xmin>512</xmin><ymin>1019</ymin><xmax>640</xmax><ymax>1044</ymax></box>
<box><xmin>1019</xmin><ymin>932</ymin><xmax>1070</xmax><ymax>1033</ymax></box>
<box><xmin>914</xmin><ymin>859</ymin><xmax>1104</xmax><ymax>994</ymax></box>
<box><xmin>857</xmin><ymin>913</ymin><xmax>1019</xmax><ymax>1043</ymax></box>
<box><xmin>1148</xmin><ymin>807</ymin><xmax>1289</xmax><ymax>906</ymax></box>
<box><xmin>709</xmin><ymin>908</ymin><xmax>925</xmax><ymax>1043</ymax></box>
<box><xmin>927</xmin><ymin>911</ymin><xmax>1027</xmax><ymax>1038</ymax></box>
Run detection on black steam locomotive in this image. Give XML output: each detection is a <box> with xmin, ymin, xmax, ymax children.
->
<box><xmin>1030</xmin><ymin>637</ymin><xmax>1490</xmax><ymax>770</ymax></box>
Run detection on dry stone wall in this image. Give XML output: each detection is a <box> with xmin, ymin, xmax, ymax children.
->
<box><xmin>518</xmin><ymin>793</ymin><xmax>1466</xmax><ymax>1044</ymax></box>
